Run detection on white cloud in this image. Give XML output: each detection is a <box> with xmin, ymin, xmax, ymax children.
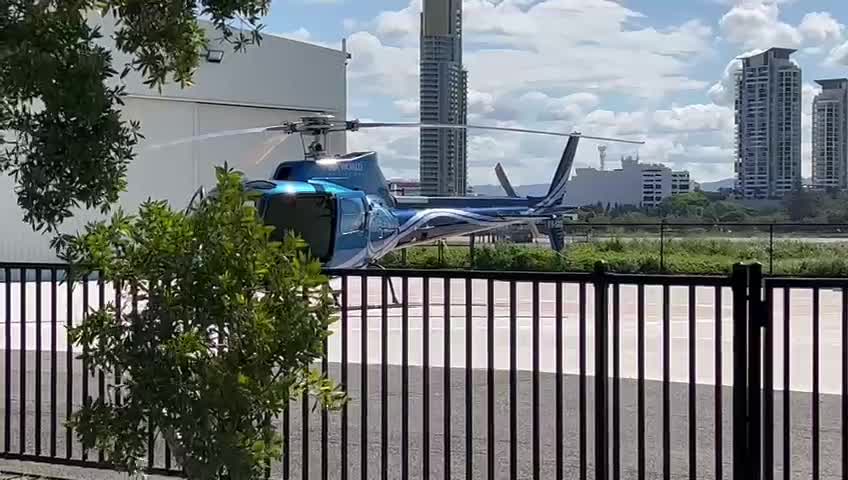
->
<box><xmin>346</xmin><ymin>118</ymin><xmax>420</xmax><ymax>180</ymax></box>
<box><xmin>463</xmin><ymin>2</ymin><xmax>713</xmax><ymax>98</ymax></box>
<box><xmin>580</xmin><ymin>110</ymin><xmax>650</xmax><ymax>136</ymax></box>
<box><xmin>347</xmin><ymin>0</ymin><xmax>714</xmax><ymax>102</ymax></box>
<box><xmin>719</xmin><ymin>1</ymin><xmax>802</xmax><ymax>49</ymax></box>
<box><xmin>342</xmin><ymin>18</ymin><xmax>359</xmax><ymax>32</ymax></box>
<box><xmin>476</xmin><ymin>91</ymin><xmax>599</xmax><ymax>123</ymax></box>
<box><xmin>652</xmin><ymin>104</ymin><xmax>735</xmax><ymax>133</ymax></box>
<box><xmin>375</xmin><ymin>0</ymin><xmax>421</xmax><ymax>41</ymax></box>
<box><xmin>345</xmin><ymin>31</ymin><xmax>418</xmax><ymax>98</ymax></box>
<box><xmin>719</xmin><ymin>2</ymin><xmax>844</xmax><ymax>52</ymax></box>
<box><xmin>803</xmin><ymin>82</ymin><xmax>822</xmax><ymax>111</ymax></box>
<box><xmin>536</xmin><ymin>92</ymin><xmax>601</xmax><ymax>122</ymax></box>
<box><xmin>712</xmin><ymin>0</ymin><xmax>795</xmax><ymax>5</ymax></box>
<box><xmin>574</xmin><ymin>104</ymin><xmax>734</xmax><ymax>139</ymax></box>
<box><xmin>256</xmin><ymin>0</ymin><xmax>848</xmax><ymax>188</ymax></box>
<box><xmin>393</xmin><ymin>98</ymin><xmax>419</xmax><ymax>117</ymax></box>
<box><xmin>522</xmin><ymin>102</ymin><xmax>736</xmax><ymax>182</ymax></box>
<box><xmin>341</xmin><ymin>0</ymin><xmax>813</xmax><ymax>185</ymax></box>
<box><xmin>276</xmin><ymin>27</ymin><xmax>311</xmax><ymax>42</ymax></box>
<box><xmin>827</xmin><ymin>41</ymin><xmax>848</xmax><ymax>66</ymax></box>
<box><xmin>802</xmin><ymin>82</ymin><xmax>822</xmax><ymax>177</ymax></box>
<box><xmin>468</xmin><ymin>90</ymin><xmax>495</xmax><ymax>116</ymax></box>
<box><xmin>708</xmin><ymin>48</ymin><xmax>765</xmax><ymax>106</ymax></box>
<box><xmin>352</xmin><ymin>104</ymin><xmax>738</xmax><ymax>185</ymax></box>
<box><xmin>799</xmin><ymin>12</ymin><xmax>844</xmax><ymax>45</ymax></box>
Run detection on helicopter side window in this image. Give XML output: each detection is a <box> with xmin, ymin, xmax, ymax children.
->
<box><xmin>273</xmin><ymin>166</ymin><xmax>293</xmax><ymax>180</ymax></box>
<box><xmin>339</xmin><ymin>198</ymin><xmax>366</xmax><ymax>234</ymax></box>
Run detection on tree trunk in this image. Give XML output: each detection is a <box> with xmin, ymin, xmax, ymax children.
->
<box><xmin>161</xmin><ymin>426</ymin><xmax>205</xmax><ymax>479</ymax></box>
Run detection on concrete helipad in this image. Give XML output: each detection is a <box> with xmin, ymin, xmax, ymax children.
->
<box><xmin>324</xmin><ymin>276</ymin><xmax>846</xmax><ymax>394</ymax></box>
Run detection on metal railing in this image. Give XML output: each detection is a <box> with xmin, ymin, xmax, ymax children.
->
<box><xmin>0</xmin><ymin>262</ymin><xmax>845</xmax><ymax>479</ymax></box>
<box><xmin>397</xmin><ymin>222</ymin><xmax>848</xmax><ymax>275</ymax></box>
<box><xmin>759</xmin><ymin>274</ymin><xmax>848</xmax><ymax>480</ymax></box>
<box><xmin>562</xmin><ymin>222</ymin><xmax>848</xmax><ymax>274</ymax></box>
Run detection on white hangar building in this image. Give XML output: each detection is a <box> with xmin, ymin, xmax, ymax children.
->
<box><xmin>0</xmin><ymin>14</ymin><xmax>349</xmax><ymax>262</ymax></box>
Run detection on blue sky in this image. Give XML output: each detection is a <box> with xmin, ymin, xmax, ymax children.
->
<box><xmin>262</xmin><ymin>0</ymin><xmax>848</xmax><ymax>185</ymax></box>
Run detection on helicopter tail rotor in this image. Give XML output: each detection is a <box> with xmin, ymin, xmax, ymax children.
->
<box><xmin>534</xmin><ymin>134</ymin><xmax>580</xmax><ymax>211</ymax></box>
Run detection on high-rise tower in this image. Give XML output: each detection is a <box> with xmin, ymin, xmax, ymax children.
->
<box><xmin>734</xmin><ymin>48</ymin><xmax>802</xmax><ymax>199</ymax></box>
<box><xmin>812</xmin><ymin>79</ymin><xmax>848</xmax><ymax>192</ymax></box>
<box><xmin>419</xmin><ymin>0</ymin><xmax>468</xmax><ymax>196</ymax></box>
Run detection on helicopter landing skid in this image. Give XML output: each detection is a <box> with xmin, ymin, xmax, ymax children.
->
<box><xmin>368</xmin><ymin>262</ymin><xmax>401</xmax><ymax>305</ymax></box>
<box><xmin>326</xmin><ymin>265</ymin><xmax>402</xmax><ymax>311</ymax></box>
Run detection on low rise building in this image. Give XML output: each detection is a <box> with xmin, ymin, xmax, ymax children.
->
<box><xmin>565</xmin><ymin>155</ymin><xmax>691</xmax><ymax>208</ymax></box>
<box><xmin>388</xmin><ymin>179</ymin><xmax>421</xmax><ymax>196</ymax></box>
<box><xmin>672</xmin><ymin>171</ymin><xmax>692</xmax><ymax>195</ymax></box>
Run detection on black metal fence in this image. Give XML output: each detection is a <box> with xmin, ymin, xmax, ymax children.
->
<box><xmin>0</xmin><ymin>261</ymin><xmax>845</xmax><ymax>479</ymax></box>
<box><xmin>759</xmin><ymin>274</ymin><xmax>848</xmax><ymax>480</ymax></box>
<box><xmin>563</xmin><ymin>222</ymin><xmax>848</xmax><ymax>275</ymax></box>
<box><xmin>405</xmin><ymin>222</ymin><xmax>848</xmax><ymax>275</ymax></box>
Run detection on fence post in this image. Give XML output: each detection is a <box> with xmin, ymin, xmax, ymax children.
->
<box><xmin>747</xmin><ymin>263</ymin><xmax>763</xmax><ymax>480</ymax></box>
<box><xmin>660</xmin><ymin>220</ymin><xmax>666</xmax><ymax>272</ymax></box>
<box><xmin>593</xmin><ymin>261</ymin><xmax>610</xmax><ymax>480</ymax></box>
<box><xmin>732</xmin><ymin>262</ymin><xmax>755</xmax><ymax>480</ymax></box>
<box><xmin>469</xmin><ymin>234</ymin><xmax>476</xmax><ymax>266</ymax></box>
<box><xmin>438</xmin><ymin>240</ymin><xmax>445</xmax><ymax>265</ymax></box>
<box><xmin>769</xmin><ymin>225</ymin><xmax>774</xmax><ymax>275</ymax></box>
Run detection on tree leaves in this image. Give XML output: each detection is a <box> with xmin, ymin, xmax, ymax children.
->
<box><xmin>0</xmin><ymin>0</ymin><xmax>271</xmax><ymax>233</ymax></box>
<box><xmin>61</xmin><ymin>167</ymin><xmax>344</xmax><ymax>479</ymax></box>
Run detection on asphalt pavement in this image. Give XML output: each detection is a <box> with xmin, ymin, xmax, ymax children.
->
<box><xmin>0</xmin><ymin>354</ymin><xmax>842</xmax><ymax>480</ymax></box>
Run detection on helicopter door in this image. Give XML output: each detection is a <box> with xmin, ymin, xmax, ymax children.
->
<box><xmin>332</xmin><ymin>192</ymin><xmax>369</xmax><ymax>267</ymax></box>
<box><xmin>366</xmin><ymin>200</ymin><xmax>399</xmax><ymax>259</ymax></box>
<box><xmin>261</xmin><ymin>193</ymin><xmax>336</xmax><ymax>262</ymax></box>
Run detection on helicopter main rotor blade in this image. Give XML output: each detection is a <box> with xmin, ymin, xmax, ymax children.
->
<box><xmin>144</xmin><ymin>126</ymin><xmax>279</xmax><ymax>151</ymax></box>
<box><xmin>237</xmin><ymin>133</ymin><xmax>292</xmax><ymax>166</ymax></box>
<box><xmin>354</xmin><ymin>122</ymin><xmax>646</xmax><ymax>145</ymax></box>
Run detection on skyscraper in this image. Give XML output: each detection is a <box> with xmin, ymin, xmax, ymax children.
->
<box><xmin>419</xmin><ymin>0</ymin><xmax>468</xmax><ymax>196</ymax></box>
<box><xmin>812</xmin><ymin>79</ymin><xmax>848</xmax><ymax>192</ymax></box>
<box><xmin>734</xmin><ymin>48</ymin><xmax>802</xmax><ymax>199</ymax></box>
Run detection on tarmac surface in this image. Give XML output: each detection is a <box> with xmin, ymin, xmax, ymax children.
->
<box><xmin>0</xmin><ymin>276</ymin><xmax>844</xmax><ymax>479</ymax></box>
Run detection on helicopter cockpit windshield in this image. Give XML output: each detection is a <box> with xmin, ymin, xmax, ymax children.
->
<box><xmin>261</xmin><ymin>193</ymin><xmax>336</xmax><ymax>262</ymax></box>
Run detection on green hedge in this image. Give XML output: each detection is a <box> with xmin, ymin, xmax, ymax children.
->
<box><xmin>379</xmin><ymin>239</ymin><xmax>848</xmax><ymax>275</ymax></box>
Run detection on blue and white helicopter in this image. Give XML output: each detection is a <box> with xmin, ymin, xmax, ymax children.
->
<box><xmin>186</xmin><ymin>115</ymin><xmax>644</xmax><ymax>270</ymax></box>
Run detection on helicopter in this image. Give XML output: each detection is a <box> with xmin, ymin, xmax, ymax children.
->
<box><xmin>184</xmin><ymin>115</ymin><xmax>644</xmax><ymax>270</ymax></box>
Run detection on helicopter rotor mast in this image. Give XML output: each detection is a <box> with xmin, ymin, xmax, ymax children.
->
<box><xmin>265</xmin><ymin>115</ymin><xmax>351</xmax><ymax>159</ymax></box>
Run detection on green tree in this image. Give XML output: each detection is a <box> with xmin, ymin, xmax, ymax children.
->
<box><xmin>819</xmin><ymin>191</ymin><xmax>848</xmax><ymax>224</ymax></box>
<box><xmin>59</xmin><ymin>166</ymin><xmax>345</xmax><ymax>479</ymax></box>
<box><xmin>1</xmin><ymin>0</ymin><xmax>270</xmax><ymax>233</ymax></box>
<box><xmin>701</xmin><ymin>201</ymin><xmax>752</xmax><ymax>223</ymax></box>
<box><xmin>658</xmin><ymin>191</ymin><xmax>710</xmax><ymax>217</ymax></box>
<box><xmin>783</xmin><ymin>189</ymin><xmax>823</xmax><ymax>221</ymax></box>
